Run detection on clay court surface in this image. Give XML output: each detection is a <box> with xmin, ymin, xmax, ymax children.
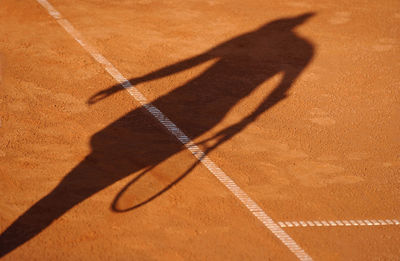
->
<box><xmin>1</xmin><ymin>0</ymin><xmax>399</xmax><ymax>260</ymax></box>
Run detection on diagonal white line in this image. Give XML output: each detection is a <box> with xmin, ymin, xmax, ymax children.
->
<box><xmin>35</xmin><ymin>1</ymin><xmax>312</xmax><ymax>260</ymax></box>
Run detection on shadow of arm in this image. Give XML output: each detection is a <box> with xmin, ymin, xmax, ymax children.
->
<box><xmin>88</xmin><ymin>52</ymin><xmax>213</xmax><ymax>104</ymax></box>
<box><xmin>201</xmin><ymin>65</ymin><xmax>307</xmax><ymax>148</ymax></box>
<box><xmin>133</xmin><ymin>52</ymin><xmax>213</xmax><ymax>83</ymax></box>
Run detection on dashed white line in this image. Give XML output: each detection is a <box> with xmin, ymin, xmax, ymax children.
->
<box><xmin>278</xmin><ymin>219</ymin><xmax>400</xmax><ymax>228</ymax></box>
<box><xmin>35</xmin><ymin>0</ymin><xmax>312</xmax><ymax>260</ymax></box>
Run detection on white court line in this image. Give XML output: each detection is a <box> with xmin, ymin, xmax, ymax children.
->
<box><xmin>279</xmin><ymin>219</ymin><xmax>400</xmax><ymax>228</ymax></box>
<box><xmin>36</xmin><ymin>0</ymin><xmax>312</xmax><ymax>260</ymax></box>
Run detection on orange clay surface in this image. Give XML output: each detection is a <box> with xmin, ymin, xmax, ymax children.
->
<box><xmin>1</xmin><ymin>0</ymin><xmax>399</xmax><ymax>260</ymax></box>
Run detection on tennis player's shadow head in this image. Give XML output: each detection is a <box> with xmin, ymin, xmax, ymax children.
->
<box><xmin>0</xmin><ymin>12</ymin><xmax>315</xmax><ymax>258</ymax></box>
<box><xmin>258</xmin><ymin>12</ymin><xmax>314</xmax><ymax>31</ymax></box>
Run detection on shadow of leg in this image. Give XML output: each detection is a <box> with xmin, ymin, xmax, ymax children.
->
<box><xmin>0</xmin><ymin>157</ymin><xmax>122</xmax><ymax>257</ymax></box>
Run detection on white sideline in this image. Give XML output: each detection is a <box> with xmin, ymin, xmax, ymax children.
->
<box><xmin>279</xmin><ymin>219</ymin><xmax>400</xmax><ymax>228</ymax></box>
<box><xmin>35</xmin><ymin>1</ymin><xmax>312</xmax><ymax>260</ymax></box>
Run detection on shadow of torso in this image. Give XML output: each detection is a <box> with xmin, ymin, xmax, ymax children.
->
<box><xmin>90</xmin><ymin>28</ymin><xmax>312</xmax><ymax>175</ymax></box>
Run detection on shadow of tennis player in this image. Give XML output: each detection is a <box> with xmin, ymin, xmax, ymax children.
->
<box><xmin>0</xmin><ymin>13</ymin><xmax>315</xmax><ymax>256</ymax></box>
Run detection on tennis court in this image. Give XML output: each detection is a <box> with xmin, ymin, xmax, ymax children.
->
<box><xmin>1</xmin><ymin>0</ymin><xmax>399</xmax><ymax>260</ymax></box>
